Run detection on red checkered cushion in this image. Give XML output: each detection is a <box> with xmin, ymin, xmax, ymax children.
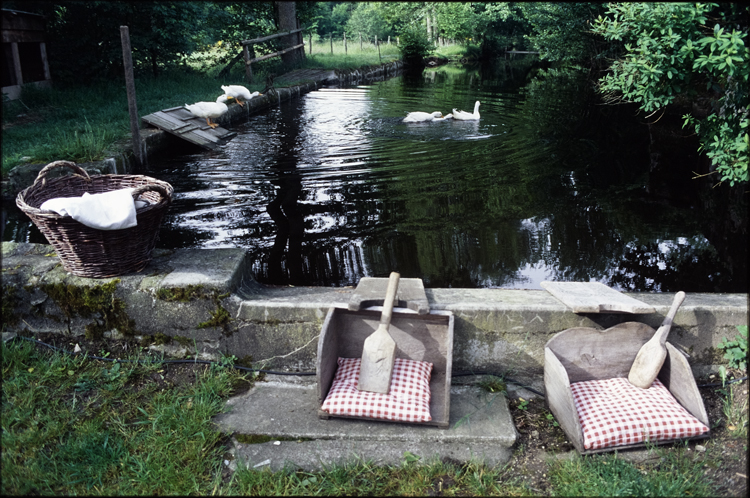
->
<box><xmin>571</xmin><ymin>377</ymin><xmax>709</xmax><ymax>450</ymax></box>
<box><xmin>321</xmin><ymin>357</ymin><xmax>433</xmax><ymax>422</ymax></box>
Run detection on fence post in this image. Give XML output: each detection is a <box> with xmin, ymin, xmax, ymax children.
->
<box><xmin>388</xmin><ymin>36</ymin><xmax>391</xmax><ymax>45</ymax></box>
<box><xmin>359</xmin><ymin>33</ymin><xmax>362</xmax><ymax>51</ymax></box>
<box><xmin>376</xmin><ymin>36</ymin><xmax>381</xmax><ymax>63</ymax></box>
<box><xmin>330</xmin><ymin>33</ymin><xmax>333</xmax><ymax>54</ymax></box>
<box><xmin>309</xmin><ymin>32</ymin><xmax>312</xmax><ymax>55</ymax></box>
<box><xmin>119</xmin><ymin>26</ymin><xmax>144</xmax><ymax>171</ymax></box>
<box><xmin>344</xmin><ymin>32</ymin><xmax>347</xmax><ymax>54</ymax></box>
<box><xmin>244</xmin><ymin>44</ymin><xmax>254</xmax><ymax>83</ymax></box>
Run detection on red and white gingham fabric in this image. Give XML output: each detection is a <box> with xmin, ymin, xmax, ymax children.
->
<box><xmin>570</xmin><ymin>377</ymin><xmax>709</xmax><ymax>450</ymax></box>
<box><xmin>321</xmin><ymin>357</ymin><xmax>433</xmax><ymax>422</ymax></box>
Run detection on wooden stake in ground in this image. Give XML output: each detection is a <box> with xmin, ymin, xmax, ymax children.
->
<box><xmin>120</xmin><ymin>26</ymin><xmax>144</xmax><ymax>170</ymax></box>
<box><xmin>628</xmin><ymin>291</ymin><xmax>686</xmax><ymax>389</ymax></box>
<box><xmin>358</xmin><ymin>272</ymin><xmax>400</xmax><ymax>393</ymax></box>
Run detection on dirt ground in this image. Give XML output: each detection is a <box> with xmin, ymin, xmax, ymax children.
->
<box><xmin>14</xmin><ymin>333</ymin><xmax>748</xmax><ymax>497</ymax></box>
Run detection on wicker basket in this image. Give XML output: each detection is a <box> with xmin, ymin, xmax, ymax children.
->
<box><xmin>16</xmin><ymin>161</ymin><xmax>173</xmax><ymax>278</ymax></box>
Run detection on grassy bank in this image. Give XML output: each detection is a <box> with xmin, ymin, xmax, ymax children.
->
<box><xmin>1</xmin><ymin>41</ymin><xmax>469</xmax><ymax>178</ymax></box>
<box><xmin>3</xmin><ymin>335</ymin><xmax>743</xmax><ymax>496</ymax></box>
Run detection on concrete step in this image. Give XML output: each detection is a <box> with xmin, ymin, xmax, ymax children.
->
<box><xmin>213</xmin><ymin>378</ymin><xmax>518</xmax><ymax>472</ymax></box>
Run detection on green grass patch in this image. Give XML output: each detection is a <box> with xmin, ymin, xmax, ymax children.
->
<box><xmin>547</xmin><ymin>446</ymin><xmax>716</xmax><ymax>497</ymax></box>
<box><xmin>231</xmin><ymin>457</ymin><xmax>534</xmax><ymax>496</ymax></box>
<box><xmin>1</xmin><ymin>339</ymin><xmax>245</xmax><ymax>495</ymax></box>
<box><xmin>1</xmin><ymin>71</ymin><xmax>265</xmax><ymax>175</ymax></box>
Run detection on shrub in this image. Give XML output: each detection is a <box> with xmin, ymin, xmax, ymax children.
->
<box><xmin>397</xmin><ymin>27</ymin><xmax>434</xmax><ymax>63</ymax></box>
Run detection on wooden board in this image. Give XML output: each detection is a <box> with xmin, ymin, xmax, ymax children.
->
<box><xmin>317</xmin><ymin>307</ymin><xmax>453</xmax><ymax>428</ymax></box>
<box><xmin>348</xmin><ymin>277</ymin><xmax>429</xmax><ymax>314</ymax></box>
<box><xmin>540</xmin><ymin>281</ymin><xmax>655</xmax><ymax>314</ymax></box>
<box><xmin>544</xmin><ymin>323</ymin><xmax>710</xmax><ymax>454</ymax></box>
<box><xmin>141</xmin><ymin>106</ymin><xmax>236</xmax><ymax>150</ymax></box>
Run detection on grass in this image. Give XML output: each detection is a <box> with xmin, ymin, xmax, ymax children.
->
<box><xmin>1</xmin><ymin>339</ymin><xmax>244</xmax><ymax>495</ymax></box>
<box><xmin>3</xmin><ymin>336</ymin><xmax>740</xmax><ymax>496</ymax></box>
<box><xmin>1</xmin><ymin>70</ymin><xmax>265</xmax><ymax>175</ymax></box>
<box><xmin>548</xmin><ymin>443</ymin><xmax>717</xmax><ymax>497</ymax></box>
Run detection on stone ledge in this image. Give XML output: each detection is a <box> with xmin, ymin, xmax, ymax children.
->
<box><xmin>3</xmin><ymin>242</ymin><xmax>747</xmax><ymax>380</ymax></box>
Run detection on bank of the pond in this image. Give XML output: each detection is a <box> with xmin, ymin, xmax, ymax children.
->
<box><xmin>2</xmin><ymin>241</ymin><xmax>746</xmax><ymax>383</ymax></box>
<box><xmin>5</xmin><ymin>61</ymin><xmax>405</xmax><ymax>197</ymax></box>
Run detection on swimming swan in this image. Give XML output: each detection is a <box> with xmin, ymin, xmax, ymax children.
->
<box><xmin>403</xmin><ymin>111</ymin><xmax>443</xmax><ymax>123</ymax></box>
<box><xmin>452</xmin><ymin>101</ymin><xmax>480</xmax><ymax>121</ymax></box>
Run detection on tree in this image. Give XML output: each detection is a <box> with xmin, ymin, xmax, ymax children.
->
<box><xmin>592</xmin><ymin>3</ymin><xmax>749</xmax><ymax>186</ymax></box>
<box><xmin>345</xmin><ymin>2</ymin><xmax>392</xmax><ymax>42</ymax></box>
<box><xmin>520</xmin><ymin>2</ymin><xmax>606</xmax><ymax>64</ymax></box>
<box><xmin>274</xmin><ymin>1</ymin><xmax>303</xmax><ymax>68</ymax></box>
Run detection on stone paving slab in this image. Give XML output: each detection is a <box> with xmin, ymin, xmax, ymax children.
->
<box><xmin>228</xmin><ymin>438</ymin><xmax>514</xmax><ymax>472</ymax></box>
<box><xmin>213</xmin><ymin>380</ymin><xmax>517</xmax><ymax>471</ymax></box>
<box><xmin>158</xmin><ymin>248</ymin><xmax>249</xmax><ymax>293</ymax></box>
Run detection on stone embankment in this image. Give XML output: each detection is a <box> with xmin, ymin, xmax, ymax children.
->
<box><xmin>3</xmin><ymin>242</ymin><xmax>746</xmax><ymax>386</ymax></box>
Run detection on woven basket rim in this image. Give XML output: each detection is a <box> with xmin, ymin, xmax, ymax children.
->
<box><xmin>17</xmin><ymin>173</ymin><xmax>173</xmax><ymax>221</ymax></box>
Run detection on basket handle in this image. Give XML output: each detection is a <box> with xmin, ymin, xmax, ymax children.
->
<box><xmin>34</xmin><ymin>161</ymin><xmax>91</xmax><ymax>188</ymax></box>
<box><xmin>132</xmin><ymin>184</ymin><xmax>171</xmax><ymax>204</ymax></box>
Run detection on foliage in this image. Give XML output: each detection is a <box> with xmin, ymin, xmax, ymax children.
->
<box><xmin>520</xmin><ymin>2</ymin><xmax>607</xmax><ymax>64</ymax></box>
<box><xmin>592</xmin><ymin>3</ymin><xmax>749</xmax><ymax>186</ymax></box>
<box><xmin>397</xmin><ymin>25</ymin><xmax>434</xmax><ymax>62</ymax></box>
<box><xmin>718</xmin><ymin>325</ymin><xmax>748</xmax><ymax>371</ymax></box>
<box><xmin>345</xmin><ymin>2</ymin><xmax>392</xmax><ymax>42</ymax></box>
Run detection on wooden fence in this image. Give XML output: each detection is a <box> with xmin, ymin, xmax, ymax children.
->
<box><xmin>241</xmin><ymin>26</ymin><xmax>305</xmax><ymax>82</ymax></box>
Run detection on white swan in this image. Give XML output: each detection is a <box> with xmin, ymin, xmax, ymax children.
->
<box><xmin>452</xmin><ymin>101</ymin><xmax>480</xmax><ymax>121</ymax></box>
<box><xmin>432</xmin><ymin>113</ymin><xmax>453</xmax><ymax>121</ymax></box>
<box><xmin>185</xmin><ymin>97</ymin><xmax>229</xmax><ymax>128</ymax></box>
<box><xmin>403</xmin><ymin>111</ymin><xmax>443</xmax><ymax>123</ymax></box>
<box><xmin>221</xmin><ymin>85</ymin><xmax>262</xmax><ymax>107</ymax></box>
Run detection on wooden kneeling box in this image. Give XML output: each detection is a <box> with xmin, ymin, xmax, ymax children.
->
<box><xmin>545</xmin><ymin>322</ymin><xmax>710</xmax><ymax>454</ymax></box>
<box><xmin>317</xmin><ymin>307</ymin><xmax>454</xmax><ymax>428</ymax></box>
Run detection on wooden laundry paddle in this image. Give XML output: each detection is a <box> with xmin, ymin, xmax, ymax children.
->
<box><xmin>358</xmin><ymin>272</ymin><xmax>400</xmax><ymax>393</ymax></box>
<box><xmin>628</xmin><ymin>291</ymin><xmax>686</xmax><ymax>389</ymax></box>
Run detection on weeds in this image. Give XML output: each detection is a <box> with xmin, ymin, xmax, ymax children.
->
<box><xmin>718</xmin><ymin>325</ymin><xmax>748</xmax><ymax>371</ymax></box>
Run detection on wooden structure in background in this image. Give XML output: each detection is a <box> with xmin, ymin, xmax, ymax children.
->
<box><xmin>241</xmin><ymin>26</ymin><xmax>305</xmax><ymax>83</ymax></box>
<box><xmin>2</xmin><ymin>9</ymin><xmax>52</xmax><ymax>100</ymax></box>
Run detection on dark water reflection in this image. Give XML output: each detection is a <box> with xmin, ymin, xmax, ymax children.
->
<box><xmin>6</xmin><ymin>59</ymin><xmax>746</xmax><ymax>292</ymax></box>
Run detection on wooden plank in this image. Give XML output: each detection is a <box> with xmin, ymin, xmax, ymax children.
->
<box><xmin>544</xmin><ymin>348</ymin><xmax>585</xmax><ymax>452</ymax></box>
<box><xmin>540</xmin><ymin>281</ymin><xmax>655</xmax><ymax>314</ymax></box>
<box><xmin>241</xmin><ymin>28</ymin><xmax>303</xmax><ymax>46</ymax></box>
<box><xmin>348</xmin><ymin>277</ymin><xmax>429</xmax><ymax>314</ymax></box>
<box><xmin>660</xmin><ymin>342</ymin><xmax>710</xmax><ymax>427</ymax></box>
<box><xmin>545</xmin><ymin>322</ymin><xmax>655</xmax><ymax>383</ymax></box>
<box><xmin>246</xmin><ymin>43</ymin><xmax>305</xmax><ymax>65</ymax></box>
<box><xmin>141</xmin><ymin>107</ymin><xmax>235</xmax><ymax>150</ymax></box>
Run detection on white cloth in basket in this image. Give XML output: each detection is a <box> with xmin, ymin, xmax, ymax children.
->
<box><xmin>40</xmin><ymin>188</ymin><xmax>147</xmax><ymax>230</ymax></box>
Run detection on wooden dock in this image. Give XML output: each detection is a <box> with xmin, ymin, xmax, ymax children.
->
<box><xmin>141</xmin><ymin>106</ymin><xmax>236</xmax><ymax>150</ymax></box>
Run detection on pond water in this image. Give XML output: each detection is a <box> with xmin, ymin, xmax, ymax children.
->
<box><xmin>5</xmin><ymin>59</ymin><xmax>746</xmax><ymax>292</ymax></box>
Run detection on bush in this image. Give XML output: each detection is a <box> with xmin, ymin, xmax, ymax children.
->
<box><xmin>397</xmin><ymin>27</ymin><xmax>434</xmax><ymax>62</ymax></box>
